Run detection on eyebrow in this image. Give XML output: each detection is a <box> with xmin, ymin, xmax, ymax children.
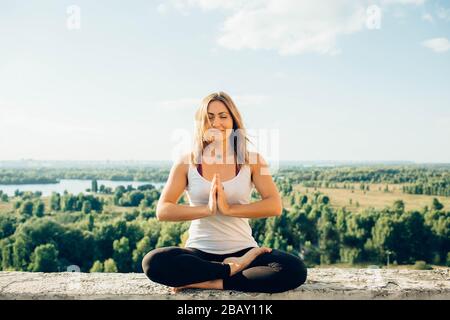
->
<box><xmin>208</xmin><ymin>112</ymin><xmax>228</xmax><ymax>116</ymax></box>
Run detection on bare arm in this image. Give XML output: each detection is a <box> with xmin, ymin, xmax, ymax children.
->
<box><xmin>156</xmin><ymin>156</ymin><xmax>213</xmax><ymax>222</ymax></box>
<box><xmin>226</xmin><ymin>153</ymin><xmax>282</xmax><ymax>219</ymax></box>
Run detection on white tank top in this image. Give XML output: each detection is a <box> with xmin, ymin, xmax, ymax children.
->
<box><xmin>184</xmin><ymin>163</ymin><xmax>259</xmax><ymax>254</ymax></box>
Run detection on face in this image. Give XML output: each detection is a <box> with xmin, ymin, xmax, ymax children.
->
<box><xmin>206</xmin><ymin>100</ymin><xmax>234</xmax><ymax>141</ymax></box>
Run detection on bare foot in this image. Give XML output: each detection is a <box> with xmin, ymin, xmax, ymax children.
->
<box><xmin>223</xmin><ymin>247</ymin><xmax>272</xmax><ymax>276</ymax></box>
<box><xmin>171</xmin><ymin>286</ymin><xmax>185</xmax><ymax>293</ymax></box>
<box><xmin>171</xmin><ymin>279</ymin><xmax>223</xmax><ymax>293</ymax></box>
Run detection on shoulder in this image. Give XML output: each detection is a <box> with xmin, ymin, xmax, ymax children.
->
<box><xmin>248</xmin><ymin>152</ymin><xmax>269</xmax><ymax>176</ymax></box>
<box><xmin>172</xmin><ymin>153</ymin><xmax>192</xmax><ymax>174</ymax></box>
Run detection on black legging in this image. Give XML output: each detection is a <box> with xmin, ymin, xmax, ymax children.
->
<box><xmin>141</xmin><ymin>246</ymin><xmax>307</xmax><ymax>293</ymax></box>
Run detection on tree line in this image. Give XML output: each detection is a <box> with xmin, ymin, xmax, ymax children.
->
<box><xmin>0</xmin><ymin>188</ymin><xmax>448</xmax><ymax>273</ymax></box>
<box><xmin>0</xmin><ymin>167</ymin><xmax>170</xmax><ymax>185</ymax></box>
<box><xmin>402</xmin><ymin>180</ymin><xmax>450</xmax><ymax>197</ymax></box>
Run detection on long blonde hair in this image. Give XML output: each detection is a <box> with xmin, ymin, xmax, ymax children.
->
<box><xmin>190</xmin><ymin>92</ymin><xmax>253</xmax><ymax>168</ymax></box>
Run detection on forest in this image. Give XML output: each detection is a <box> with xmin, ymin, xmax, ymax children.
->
<box><xmin>0</xmin><ymin>164</ymin><xmax>449</xmax><ymax>273</ymax></box>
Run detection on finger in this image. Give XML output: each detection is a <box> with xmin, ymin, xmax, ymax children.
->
<box><xmin>218</xmin><ymin>176</ymin><xmax>224</xmax><ymax>190</ymax></box>
<box><xmin>216</xmin><ymin>176</ymin><xmax>221</xmax><ymax>190</ymax></box>
<box><xmin>217</xmin><ymin>184</ymin><xmax>222</xmax><ymax>195</ymax></box>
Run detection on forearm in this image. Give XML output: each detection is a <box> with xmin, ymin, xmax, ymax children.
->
<box><xmin>227</xmin><ymin>197</ymin><xmax>282</xmax><ymax>218</ymax></box>
<box><xmin>156</xmin><ymin>202</ymin><xmax>210</xmax><ymax>221</ymax></box>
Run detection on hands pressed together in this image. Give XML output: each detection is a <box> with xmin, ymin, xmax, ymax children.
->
<box><xmin>207</xmin><ymin>173</ymin><xmax>231</xmax><ymax>216</ymax></box>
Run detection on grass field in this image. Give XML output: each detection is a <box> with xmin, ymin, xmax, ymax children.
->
<box><xmin>1</xmin><ymin>183</ymin><xmax>449</xmax><ymax>215</ymax></box>
<box><xmin>291</xmin><ymin>183</ymin><xmax>450</xmax><ymax>212</ymax></box>
<box><xmin>0</xmin><ymin>202</ymin><xmax>12</xmax><ymax>213</ymax></box>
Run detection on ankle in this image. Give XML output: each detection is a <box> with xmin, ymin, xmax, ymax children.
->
<box><xmin>227</xmin><ymin>262</ymin><xmax>239</xmax><ymax>277</ymax></box>
<box><xmin>215</xmin><ymin>279</ymin><xmax>224</xmax><ymax>290</ymax></box>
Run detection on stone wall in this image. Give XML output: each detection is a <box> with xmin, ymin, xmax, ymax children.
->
<box><xmin>0</xmin><ymin>268</ymin><xmax>448</xmax><ymax>300</ymax></box>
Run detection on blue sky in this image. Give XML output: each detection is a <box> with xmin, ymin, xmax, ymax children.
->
<box><xmin>0</xmin><ymin>0</ymin><xmax>449</xmax><ymax>163</ymax></box>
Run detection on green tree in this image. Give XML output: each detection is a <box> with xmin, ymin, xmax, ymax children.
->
<box><xmin>87</xmin><ymin>214</ymin><xmax>94</xmax><ymax>231</ymax></box>
<box><xmin>300</xmin><ymin>195</ymin><xmax>308</xmax><ymax>205</ymax></box>
<box><xmin>19</xmin><ymin>201</ymin><xmax>34</xmax><ymax>217</ymax></box>
<box><xmin>92</xmin><ymin>180</ymin><xmax>98</xmax><ymax>193</ymax></box>
<box><xmin>132</xmin><ymin>236</ymin><xmax>152</xmax><ymax>272</ymax></box>
<box><xmin>262</xmin><ymin>210</ymin><xmax>289</xmax><ymax>251</ymax></box>
<box><xmin>156</xmin><ymin>223</ymin><xmax>183</xmax><ymax>248</ymax></box>
<box><xmin>286</xmin><ymin>208</ymin><xmax>316</xmax><ymax>251</ymax></box>
<box><xmin>57</xmin><ymin>227</ymin><xmax>95</xmax><ymax>272</ymax></box>
<box><xmin>33</xmin><ymin>201</ymin><xmax>45</xmax><ymax>217</ymax></box>
<box><xmin>393</xmin><ymin>200</ymin><xmax>405</xmax><ymax>213</ymax></box>
<box><xmin>62</xmin><ymin>194</ymin><xmax>77</xmax><ymax>212</ymax></box>
<box><xmin>12</xmin><ymin>236</ymin><xmax>30</xmax><ymax>271</ymax></box>
<box><xmin>432</xmin><ymin>198</ymin><xmax>444</xmax><ymax>211</ymax></box>
<box><xmin>302</xmin><ymin>241</ymin><xmax>320</xmax><ymax>267</ymax></box>
<box><xmin>82</xmin><ymin>201</ymin><xmax>92</xmax><ymax>214</ymax></box>
<box><xmin>127</xmin><ymin>191</ymin><xmax>146</xmax><ymax>207</ymax></box>
<box><xmin>50</xmin><ymin>193</ymin><xmax>61</xmax><ymax>211</ymax></box>
<box><xmin>369</xmin><ymin>216</ymin><xmax>403</xmax><ymax>264</ymax></box>
<box><xmin>103</xmin><ymin>258</ymin><xmax>118</xmax><ymax>272</ymax></box>
<box><xmin>400</xmin><ymin>211</ymin><xmax>433</xmax><ymax>263</ymax></box>
<box><xmin>1</xmin><ymin>194</ymin><xmax>8</xmax><ymax>202</ymax></box>
<box><xmin>0</xmin><ymin>214</ymin><xmax>16</xmax><ymax>239</ymax></box>
<box><xmin>29</xmin><ymin>243</ymin><xmax>59</xmax><ymax>272</ymax></box>
<box><xmin>90</xmin><ymin>260</ymin><xmax>104</xmax><ymax>272</ymax></box>
<box><xmin>317</xmin><ymin>208</ymin><xmax>340</xmax><ymax>264</ymax></box>
<box><xmin>0</xmin><ymin>239</ymin><xmax>14</xmax><ymax>270</ymax></box>
<box><xmin>113</xmin><ymin>237</ymin><xmax>131</xmax><ymax>272</ymax></box>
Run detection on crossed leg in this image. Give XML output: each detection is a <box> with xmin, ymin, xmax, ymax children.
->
<box><xmin>142</xmin><ymin>246</ymin><xmax>307</xmax><ymax>294</ymax></box>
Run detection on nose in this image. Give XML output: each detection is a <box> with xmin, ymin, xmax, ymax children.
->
<box><xmin>211</xmin><ymin>119</ymin><xmax>221</xmax><ymax>129</ymax></box>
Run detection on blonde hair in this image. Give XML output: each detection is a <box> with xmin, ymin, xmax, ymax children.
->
<box><xmin>190</xmin><ymin>92</ymin><xmax>253</xmax><ymax>168</ymax></box>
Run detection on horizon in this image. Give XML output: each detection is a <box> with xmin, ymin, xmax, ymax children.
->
<box><xmin>1</xmin><ymin>159</ymin><xmax>449</xmax><ymax>165</ymax></box>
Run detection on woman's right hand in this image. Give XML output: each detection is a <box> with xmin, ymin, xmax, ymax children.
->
<box><xmin>207</xmin><ymin>174</ymin><xmax>218</xmax><ymax>216</ymax></box>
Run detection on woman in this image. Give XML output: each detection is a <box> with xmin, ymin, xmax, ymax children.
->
<box><xmin>142</xmin><ymin>91</ymin><xmax>307</xmax><ymax>293</ymax></box>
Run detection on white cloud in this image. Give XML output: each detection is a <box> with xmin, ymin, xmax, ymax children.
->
<box><xmin>165</xmin><ymin>0</ymin><xmax>426</xmax><ymax>56</ymax></box>
<box><xmin>436</xmin><ymin>6</ymin><xmax>450</xmax><ymax>21</ymax></box>
<box><xmin>421</xmin><ymin>37</ymin><xmax>450</xmax><ymax>53</ymax></box>
<box><xmin>172</xmin><ymin>0</ymin><xmax>248</xmax><ymax>11</ymax></box>
<box><xmin>381</xmin><ymin>0</ymin><xmax>426</xmax><ymax>5</ymax></box>
<box><xmin>217</xmin><ymin>1</ymin><xmax>368</xmax><ymax>56</ymax></box>
<box><xmin>156</xmin><ymin>3</ymin><xmax>168</xmax><ymax>15</ymax></box>
<box><xmin>422</xmin><ymin>12</ymin><xmax>434</xmax><ymax>23</ymax></box>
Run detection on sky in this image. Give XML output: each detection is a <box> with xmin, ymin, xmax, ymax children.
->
<box><xmin>0</xmin><ymin>0</ymin><xmax>449</xmax><ymax>163</ymax></box>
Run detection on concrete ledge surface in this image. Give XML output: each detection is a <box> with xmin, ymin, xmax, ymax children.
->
<box><xmin>0</xmin><ymin>268</ymin><xmax>449</xmax><ymax>300</ymax></box>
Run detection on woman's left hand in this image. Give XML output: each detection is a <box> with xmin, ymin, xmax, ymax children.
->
<box><xmin>216</xmin><ymin>174</ymin><xmax>232</xmax><ymax>215</ymax></box>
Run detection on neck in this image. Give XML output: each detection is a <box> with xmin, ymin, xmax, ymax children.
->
<box><xmin>209</xmin><ymin>138</ymin><xmax>235</xmax><ymax>164</ymax></box>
